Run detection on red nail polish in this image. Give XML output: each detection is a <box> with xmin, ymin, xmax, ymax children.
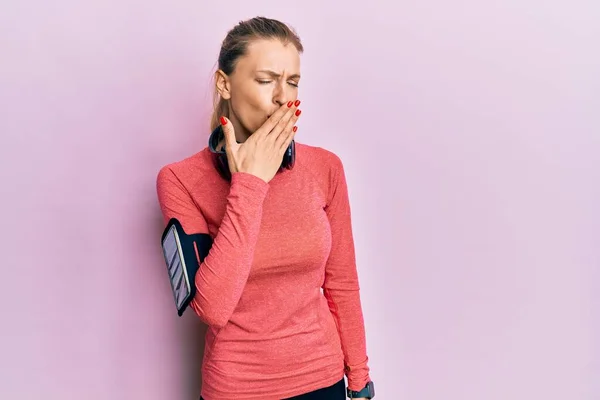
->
<box><xmin>220</xmin><ymin>116</ymin><xmax>227</xmax><ymax>125</ymax></box>
<box><xmin>295</xmin><ymin>109</ymin><xmax>301</xmax><ymax>117</ymax></box>
<box><xmin>287</xmin><ymin>101</ymin><xmax>293</xmax><ymax>107</ymax></box>
<box><xmin>293</xmin><ymin>126</ymin><xmax>298</xmax><ymax>132</ymax></box>
<box><xmin>294</xmin><ymin>100</ymin><xmax>301</xmax><ymax>107</ymax></box>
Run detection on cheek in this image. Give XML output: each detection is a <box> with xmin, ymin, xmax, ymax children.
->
<box><xmin>234</xmin><ymin>87</ymin><xmax>272</xmax><ymax>129</ymax></box>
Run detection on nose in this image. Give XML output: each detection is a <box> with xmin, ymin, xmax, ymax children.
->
<box><xmin>272</xmin><ymin>81</ymin><xmax>295</xmax><ymax>106</ymax></box>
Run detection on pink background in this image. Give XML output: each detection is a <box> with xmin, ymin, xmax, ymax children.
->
<box><xmin>1</xmin><ymin>1</ymin><xmax>598</xmax><ymax>399</ymax></box>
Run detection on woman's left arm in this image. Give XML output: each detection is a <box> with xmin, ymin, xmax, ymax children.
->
<box><xmin>321</xmin><ymin>152</ymin><xmax>372</xmax><ymax>393</ymax></box>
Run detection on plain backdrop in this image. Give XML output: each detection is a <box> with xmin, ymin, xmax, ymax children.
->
<box><xmin>0</xmin><ymin>1</ymin><xmax>598</xmax><ymax>399</ymax></box>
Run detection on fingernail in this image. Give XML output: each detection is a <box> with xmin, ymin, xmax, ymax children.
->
<box><xmin>295</xmin><ymin>109</ymin><xmax>301</xmax><ymax>117</ymax></box>
<box><xmin>287</xmin><ymin>101</ymin><xmax>293</xmax><ymax>108</ymax></box>
<box><xmin>294</xmin><ymin>100</ymin><xmax>301</xmax><ymax>107</ymax></box>
<box><xmin>293</xmin><ymin>126</ymin><xmax>298</xmax><ymax>132</ymax></box>
<box><xmin>220</xmin><ymin>116</ymin><xmax>227</xmax><ymax>125</ymax></box>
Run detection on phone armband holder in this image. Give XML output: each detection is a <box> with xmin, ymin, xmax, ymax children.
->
<box><xmin>160</xmin><ymin>218</ymin><xmax>213</xmax><ymax>316</ymax></box>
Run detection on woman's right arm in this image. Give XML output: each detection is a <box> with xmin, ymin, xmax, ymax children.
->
<box><xmin>156</xmin><ymin>165</ymin><xmax>269</xmax><ymax>328</ymax></box>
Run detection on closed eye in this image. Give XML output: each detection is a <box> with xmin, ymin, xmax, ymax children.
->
<box><xmin>257</xmin><ymin>79</ymin><xmax>299</xmax><ymax>88</ymax></box>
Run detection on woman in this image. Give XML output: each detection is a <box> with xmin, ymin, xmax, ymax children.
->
<box><xmin>156</xmin><ymin>16</ymin><xmax>375</xmax><ymax>400</ymax></box>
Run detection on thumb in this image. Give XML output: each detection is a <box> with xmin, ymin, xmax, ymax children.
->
<box><xmin>220</xmin><ymin>116</ymin><xmax>237</xmax><ymax>153</ymax></box>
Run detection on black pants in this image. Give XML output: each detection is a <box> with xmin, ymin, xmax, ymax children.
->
<box><xmin>200</xmin><ymin>377</ymin><xmax>345</xmax><ymax>400</ymax></box>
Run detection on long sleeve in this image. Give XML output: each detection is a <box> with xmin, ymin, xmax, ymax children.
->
<box><xmin>321</xmin><ymin>154</ymin><xmax>371</xmax><ymax>392</ymax></box>
<box><xmin>156</xmin><ymin>166</ymin><xmax>269</xmax><ymax>328</ymax></box>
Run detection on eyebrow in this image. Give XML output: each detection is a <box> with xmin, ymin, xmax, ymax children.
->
<box><xmin>256</xmin><ymin>69</ymin><xmax>301</xmax><ymax>80</ymax></box>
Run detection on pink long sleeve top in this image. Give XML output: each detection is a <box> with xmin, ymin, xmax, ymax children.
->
<box><xmin>156</xmin><ymin>142</ymin><xmax>371</xmax><ymax>399</ymax></box>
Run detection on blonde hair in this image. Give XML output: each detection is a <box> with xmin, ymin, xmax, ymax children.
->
<box><xmin>209</xmin><ymin>17</ymin><xmax>304</xmax><ymax>131</ymax></box>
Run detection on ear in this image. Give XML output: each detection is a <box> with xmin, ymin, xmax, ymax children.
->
<box><xmin>215</xmin><ymin>69</ymin><xmax>231</xmax><ymax>100</ymax></box>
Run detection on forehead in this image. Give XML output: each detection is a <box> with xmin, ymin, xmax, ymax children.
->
<box><xmin>236</xmin><ymin>39</ymin><xmax>300</xmax><ymax>74</ymax></box>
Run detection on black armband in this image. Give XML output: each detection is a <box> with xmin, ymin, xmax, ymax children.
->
<box><xmin>160</xmin><ymin>218</ymin><xmax>213</xmax><ymax>316</ymax></box>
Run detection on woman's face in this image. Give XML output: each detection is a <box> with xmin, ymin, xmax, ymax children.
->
<box><xmin>216</xmin><ymin>39</ymin><xmax>301</xmax><ymax>141</ymax></box>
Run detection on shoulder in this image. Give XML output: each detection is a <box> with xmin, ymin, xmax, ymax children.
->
<box><xmin>295</xmin><ymin>142</ymin><xmax>349</xmax><ymax>205</ymax></box>
<box><xmin>156</xmin><ymin>147</ymin><xmax>218</xmax><ymax>193</ymax></box>
<box><xmin>296</xmin><ymin>142</ymin><xmax>346</xmax><ymax>177</ymax></box>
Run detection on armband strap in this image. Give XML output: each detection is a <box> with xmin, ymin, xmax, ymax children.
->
<box><xmin>160</xmin><ymin>218</ymin><xmax>213</xmax><ymax>316</ymax></box>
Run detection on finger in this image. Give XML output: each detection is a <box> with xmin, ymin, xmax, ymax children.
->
<box><xmin>255</xmin><ymin>101</ymin><xmax>296</xmax><ymax>139</ymax></box>
<box><xmin>275</xmin><ymin>107</ymin><xmax>301</xmax><ymax>150</ymax></box>
<box><xmin>220</xmin><ymin>116</ymin><xmax>237</xmax><ymax>154</ymax></box>
<box><xmin>276</xmin><ymin>124</ymin><xmax>298</xmax><ymax>156</ymax></box>
<box><xmin>268</xmin><ymin>103</ymin><xmax>299</xmax><ymax>141</ymax></box>
<box><xmin>275</xmin><ymin>106</ymin><xmax>300</xmax><ymax>149</ymax></box>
